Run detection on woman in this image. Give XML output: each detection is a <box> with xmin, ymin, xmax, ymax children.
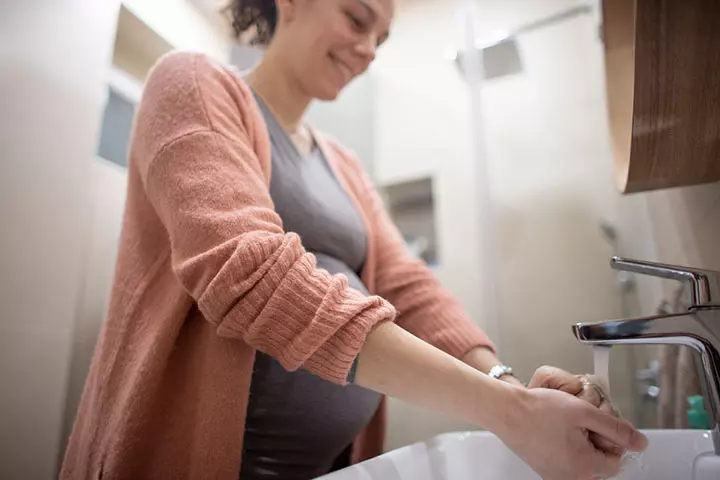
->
<box><xmin>61</xmin><ymin>0</ymin><xmax>647</xmax><ymax>479</ymax></box>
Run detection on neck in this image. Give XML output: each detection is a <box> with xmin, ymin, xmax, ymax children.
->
<box><xmin>246</xmin><ymin>46</ymin><xmax>312</xmax><ymax>134</ymax></box>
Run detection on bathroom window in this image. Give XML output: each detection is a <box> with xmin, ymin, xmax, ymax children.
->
<box><xmin>96</xmin><ymin>4</ymin><xmax>173</xmax><ymax>168</ymax></box>
<box><xmin>96</xmin><ymin>68</ymin><xmax>142</xmax><ymax>168</ymax></box>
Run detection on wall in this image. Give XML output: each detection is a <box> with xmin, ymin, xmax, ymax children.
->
<box><xmin>0</xmin><ymin>2</ymin><xmax>122</xmax><ymax>478</ymax></box>
<box><xmin>474</xmin><ymin>0</ymin><xmax>625</xmax><ymax>383</ymax></box>
<box><xmin>123</xmin><ymin>0</ymin><xmax>230</xmax><ymax>61</ymax></box>
<box><xmin>620</xmin><ymin>185</ymin><xmax>720</xmax><ymax>280</ymax></box>
<box><xmin>376</xmin><ymin>0</ymin><xmax>637</xmax><ymax>449</ymax></box>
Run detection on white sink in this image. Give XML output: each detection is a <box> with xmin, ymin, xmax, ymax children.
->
<box><xmin>320</xmin><ymin>430</ymin><xmax>715</xmax><ymax>480</ymax></box>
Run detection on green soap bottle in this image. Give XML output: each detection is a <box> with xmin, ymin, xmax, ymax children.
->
<box><xmin>687</xmin><ymin>395</ymin><xmax>711</xmax><ymax>430</ymax></box>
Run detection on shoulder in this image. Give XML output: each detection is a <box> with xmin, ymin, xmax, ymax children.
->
<box><xmin>132</xmin><ymin>51</ymin><xmax>266</xmax><ymax>165</ymax></box>
<box><xmin>143</xmin><ymin>50</ymin><xmax>255</xmax><ymax>115</ymax></box>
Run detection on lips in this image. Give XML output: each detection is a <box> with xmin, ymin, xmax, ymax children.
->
<box><xmin>328</xmin><ymin>52</ymin><xmax>355</xmax><ymax>84</ymax></box>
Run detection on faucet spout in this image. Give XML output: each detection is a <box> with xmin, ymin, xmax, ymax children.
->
<box><xmin>573</xmin><ymin>309</ymin><xmax>720</xmax><ymax>454</ymax></box>
<box><xmin>572</xmin><ymin>310</ymin><xmax>717</xmax><ymax>349</ymax></box>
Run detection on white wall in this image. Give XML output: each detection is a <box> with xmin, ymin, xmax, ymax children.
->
<box><xmin>123</xmin><ymin>0</ymin><xmax>231</xmax><ymax>61</ymax></box>
<box><xmin>474</xmin><ymin>0</ymin><xmax>623</xmax><ymax>380</ymax></box>
<box><xmin>0</xmin><ymin>2</ymin><xmax>122</xmax><ymax>478</ymax></box>
<box><xmin>375</xmin><ymin>0</ymin><xmax>636</xmax><ymax>449</ymax></box>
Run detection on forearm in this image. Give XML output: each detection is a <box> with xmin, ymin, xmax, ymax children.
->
<box><xmin>355</xmin><ymin>322</ymin><xmax>520</xmax><ymax>432</ymax></box>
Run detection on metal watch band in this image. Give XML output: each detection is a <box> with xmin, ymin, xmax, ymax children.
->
<box><xmin>488</xmin><ymin>364</ymin><xmax>514</xmax><ymax>380</ymax></box>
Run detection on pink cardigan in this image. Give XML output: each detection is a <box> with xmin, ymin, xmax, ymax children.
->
<box><xmin>61</xmin><ymin>51</ymin><xmax>494</xmax><ymax>479</ymax></box>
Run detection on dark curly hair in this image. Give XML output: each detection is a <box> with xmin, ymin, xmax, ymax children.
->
<box><xmin>225</xmin><ymin>0</ymin><xmax>278</xmax><ymax>45</ymax></box>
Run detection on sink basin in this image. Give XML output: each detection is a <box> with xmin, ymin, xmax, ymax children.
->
<box><xmin>319</xmin><ymin>430</ymin><xmax>714</xmax><ymax>480</ymax></box>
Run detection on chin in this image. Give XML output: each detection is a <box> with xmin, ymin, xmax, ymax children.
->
<box><xmin>313</xmin><ymin>87</ymin><xmax>343</xmax><ymax>102</ymax></box>
<box><xmin>315</xmin><ymin>91</ymin><xmax>341</xmax><ymax>101</ymax></box>
<box><xmin>310</xmin><ymin>78</ymin><xmax>349</xmax><ymax>102</ymax></box>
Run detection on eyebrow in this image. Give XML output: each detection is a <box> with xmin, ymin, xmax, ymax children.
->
<box><xmin>355</xmin><ymin>0</ymin><xmax>377</xmax><ymax>21</ymax></box>
<box><xmin>354</xmin><ymin>0</ymin><xmax>391</xmax><ymax>44</ymax></box>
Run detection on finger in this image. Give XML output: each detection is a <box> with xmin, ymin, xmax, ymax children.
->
<box><xmin>585</xmin><ymin>373</ymin><xmax>610</xmax><ymax>393</ymax></box>
<box><xmin>577</xmin><ymin>380</ymin><xmax>604</xmax><ymax>408</ymax></box>
<box><xmin>599</xmin><ymin>399</ymin><xmax>622</xmax><ymax>418</ymax></box>
<box><xmin>582</xmin><ymin>407</ymin><xmax>648</xmax><ymax>452</ymax></box>
<box><xmin>589</xmin><ymin>431</ymin><xmax>624</xmax><ymax>456</ymax></box>
<box><xmin>528</xmin><ymin>366</ymin><xmax>584</xmax><ymax>395</ymax></box>
<box><xmin>579</xmin><ymin>381</ymin><xmax>622</xmax><ymax>417</ymax></box>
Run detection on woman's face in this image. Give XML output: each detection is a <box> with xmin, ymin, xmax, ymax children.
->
<box><xmin>275</xmin><ymin>0</ymin><xmax>394</xmax><ymax>100</ymax></box>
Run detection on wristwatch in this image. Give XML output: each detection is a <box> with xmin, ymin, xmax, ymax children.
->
<box><xmin>488</xmin><ymin>364</ymin><xmax>515</xmax><ymax>380</ymax></box>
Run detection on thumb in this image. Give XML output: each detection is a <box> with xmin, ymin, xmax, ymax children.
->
<box><xmin>528</xmin><ymin>366</ymin><xmax>584</xmax><ymax>395</ymax></box>
<box><xmin>583</xmin><ymin>407</ymin><xmax>648</xmax><ymax>452</ymax></box>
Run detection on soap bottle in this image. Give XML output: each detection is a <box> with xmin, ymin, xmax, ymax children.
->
<box><xmin>687</xmin><ymin>395</ymin><xmax>711</xmax><ymax>430</ymax></box>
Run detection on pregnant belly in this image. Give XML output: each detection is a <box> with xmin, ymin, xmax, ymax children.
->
<box><xmin>240</xmin><ymin>254</ymin><xmax>382</xmax><ymax>480</ymax></box>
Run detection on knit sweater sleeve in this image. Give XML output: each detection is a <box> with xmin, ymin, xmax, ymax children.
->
<box><xmin>327</xmin><ymin>141</ymin><xmax>496</xmax><ymax>359</ymax></box>
<box><xmin>131</xmin><ymin>52</ymin><xmax>395</xmax><ymax>384</ymax></box>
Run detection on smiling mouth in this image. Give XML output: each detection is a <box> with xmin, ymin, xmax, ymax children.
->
<box><xmin>328</xmin><ymin>52</ymin><xmax>354</xmax><ymax>81</ymax></box>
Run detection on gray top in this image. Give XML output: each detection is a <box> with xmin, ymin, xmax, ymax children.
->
<box><xmin>240</xmin><ymin>94</ymin><xmax>382</xmax><ymax>480</ymax></box>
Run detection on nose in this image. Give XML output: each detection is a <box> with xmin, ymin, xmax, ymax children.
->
<box><xmin>354</xmin><ymin>33</ymin><xmax>377</xmax><ymax>64</ymax></box>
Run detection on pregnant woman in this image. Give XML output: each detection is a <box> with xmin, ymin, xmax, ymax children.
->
<box><xmin>61</xmin><ymin>1</ymin><xmax>646</xmax><ymax>479</ymax></box>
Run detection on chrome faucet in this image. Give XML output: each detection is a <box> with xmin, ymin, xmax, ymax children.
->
<box><xmin>572</xmin><ymin>257</ymin><xmax>720</xmax><ymax>455</ymax></box>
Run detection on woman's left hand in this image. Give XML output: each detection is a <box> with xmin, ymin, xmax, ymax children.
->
<box><xmin>528</xmin><ymin>366</ymin><xmax>624</xmax><ymax>456</ymax></box>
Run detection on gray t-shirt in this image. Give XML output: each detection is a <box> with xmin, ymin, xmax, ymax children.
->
<box><xmin>240</xmin><ymin>94</ymin><xmax>382</xmax><ymax>480</ymax></box>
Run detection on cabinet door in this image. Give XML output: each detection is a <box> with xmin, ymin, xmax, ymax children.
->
<box><xmin>603</xmin><ymin>0</ymin><xmax>720</xmax><ymax>193</ymax></box>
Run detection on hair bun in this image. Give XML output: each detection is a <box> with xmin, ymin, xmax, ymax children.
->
<box><xmin>225</xmin><ymin>0</ymin><xmax>278</xmax><ymax>45</ymax></box>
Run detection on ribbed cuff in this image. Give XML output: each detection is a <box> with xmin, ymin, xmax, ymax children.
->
<box><xmin>214</xmin><ymin>240</ymin><xmax>396</xmax><ymax>384</ymax></box>
<box><xmin>304</xmin><ymin>296</ymin><xmax>396</xmax><ymax>385</ymax></box>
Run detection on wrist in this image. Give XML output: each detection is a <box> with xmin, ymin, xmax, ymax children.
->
<box><xmin>500</xmin><ymin>374</ymin><xmax>525</xmax><ymax>387</ymax></box>
<box><xmin>461</xmin><ymin>346</ymin><xmax>501</xmax><ymax>373</ymax></box>
<box><xmin>475</xmin><ymin>377</ymin><xmax>529</xmax><ymax>435</ymax></box>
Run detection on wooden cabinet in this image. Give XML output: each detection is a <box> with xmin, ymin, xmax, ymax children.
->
<box><xmin>603</xmin><ymin>0</ymin><xmax>720</xmax><ymax>193</ymax></box>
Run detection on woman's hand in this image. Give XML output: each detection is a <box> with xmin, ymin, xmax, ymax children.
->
<box><xmin>528</xmin><ymin>366</ymin><xmax>625</xmax><ymax>455</ymax></box>
<box><xmin>494</xmin><ymin>386</ymin><xmax>647</xmax><ymax>480</ymax></box>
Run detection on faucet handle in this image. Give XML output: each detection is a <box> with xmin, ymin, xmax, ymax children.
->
<box><xmin>610</xmin><ymin>256</ymin><xmax>720</xmax><ymax>307</ymax></box>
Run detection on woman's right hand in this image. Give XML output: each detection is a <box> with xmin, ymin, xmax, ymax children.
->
<box><xmin>494</xmin><ymin>386</ymin><xmax>648</xmax><ymax>480</ymax></box>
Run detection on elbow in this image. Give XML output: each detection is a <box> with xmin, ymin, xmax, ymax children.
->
<box><xmin>176</xmin><ymin>231</ymin><xmax>298</xmax><ymax>326</ymax></box>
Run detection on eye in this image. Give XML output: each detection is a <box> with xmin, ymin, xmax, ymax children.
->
<box><xmin>346</xmin><ymin>12</ymin><xmax>365</xmax><ymax>31</ymax></box>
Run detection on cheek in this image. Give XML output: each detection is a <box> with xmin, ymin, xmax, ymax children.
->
<box><xmin>291</xmin><ymin>45</ymin><xmax>340</xmax><ymax>99</ymax></box>
<box><xmin>318</xmin><ymin>19</ymin><xmax>356</xmax><ymax>53</ymax></box>
<box><xmin>304</xmin><ymin>30</ymin><xmax>346</xmax><ymax>76</ymax></box>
